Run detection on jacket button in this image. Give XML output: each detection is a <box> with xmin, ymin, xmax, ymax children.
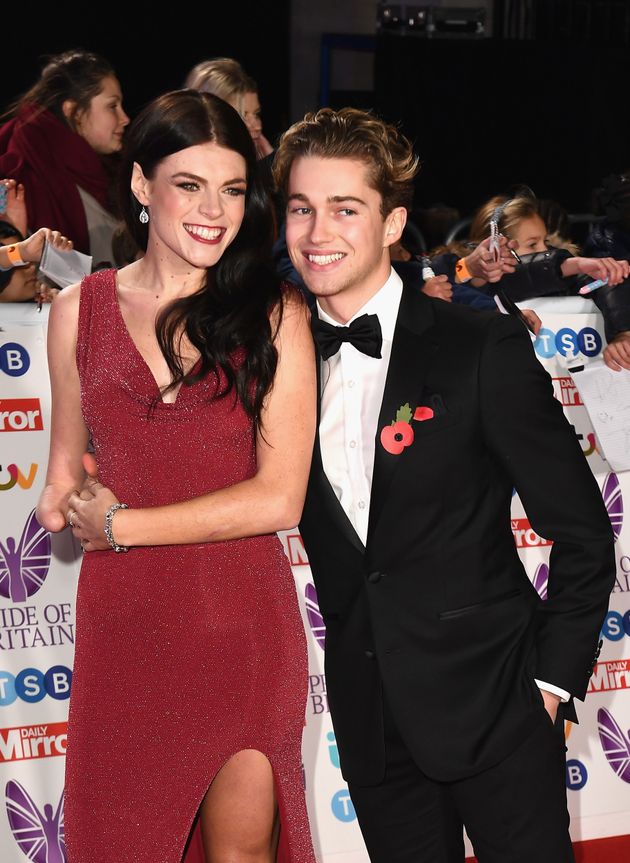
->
<box><xmin>365</xmin><ymin>650</ymin><xmax>376</xmax><ymax>660</ymax></box>
<box><xmin>367</xmin><ymin>571</ymin><xmax>383</xmax><ymax>583</ymax></box>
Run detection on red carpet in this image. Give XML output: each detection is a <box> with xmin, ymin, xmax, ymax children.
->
<box><xmin>188</xmin><ymin>830</ymin><xmax>630</xmax><ymax>862</ymax></box>
<box><xmin>466</xmin><ymin>834</ymin><xmax>630</xmax><ymax>863</ymax></box>
<box><xmin>188</xmin><ymin>823</ymin><xmax>630</xmax><ymax>862</ymax></box>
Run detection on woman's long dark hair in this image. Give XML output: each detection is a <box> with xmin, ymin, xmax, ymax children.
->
<box><xmin>3</xmin><ymin>50</ymin><xmax>116</xmax><ymax>126</ymax></box>
<box><xmin>119</xmin><ymin>89</ymin><xmax>282</xmax><ymax>424</ymax></box>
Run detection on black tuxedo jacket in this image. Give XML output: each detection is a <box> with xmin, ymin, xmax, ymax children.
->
<box><xmin>300</xmin><ymin>284</ymin><xmax>615</xmax><ymax>785</ymax></box>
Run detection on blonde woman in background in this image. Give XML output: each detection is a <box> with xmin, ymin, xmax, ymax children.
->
<box><xmin>185</xmin><ymin>58</ymin><xmax>273</xmax><ymax>159</ymax></box>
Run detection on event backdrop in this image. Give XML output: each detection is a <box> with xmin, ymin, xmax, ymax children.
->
<box><xmin>1</xmin><ymin>302</ymin><xmax>629</xmax><ymax>862</ymax></box>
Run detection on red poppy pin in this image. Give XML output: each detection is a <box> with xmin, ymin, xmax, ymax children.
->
<box><xmin>380</xmin><ymin>402</ymin><xmax>435</xmax><ymax>455</ymax></box>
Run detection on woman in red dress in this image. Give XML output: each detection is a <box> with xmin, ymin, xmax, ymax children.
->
<box><xmin>37</xmin><ymin>90</ymin><xmax>316</xmax><ymax>863</ymax></box>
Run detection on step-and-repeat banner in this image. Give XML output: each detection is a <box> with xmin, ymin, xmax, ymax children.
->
<box><xmin>1</xmin><ymin>303</ymin><xmax>629</xmax><ymax>862</ymax></box>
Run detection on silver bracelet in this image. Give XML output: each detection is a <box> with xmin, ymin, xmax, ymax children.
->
<box><xmin>104</xmin><ymin>503</ymin><xmax>130</xmax><ymax>553</ymax></box>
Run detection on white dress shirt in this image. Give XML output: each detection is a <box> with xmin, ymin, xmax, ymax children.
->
<box><xmin>318</xmin><ymin>269</ymin><xmax>402</xmax><ymax>547</ymax></box>
<box><xmin>316</xmin><ymin>267</ymin><xmax>569</xmax><ymax>704</ymax></box>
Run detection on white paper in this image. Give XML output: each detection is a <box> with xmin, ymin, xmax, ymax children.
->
<box><xmin>570</xmin><ymin>359</ymin><xmax>630</xmax><ymax>471</ymax></box>
<box><xmin>38</xmin><ymin>241</ymin><xmax>92</xmax><ymax>289</ymax></box>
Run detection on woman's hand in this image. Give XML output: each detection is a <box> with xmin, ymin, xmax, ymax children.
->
<box><xmin>20</xmin><ymin>227</ymin><xmax>73</xmax><ymax>265</ymax></box>
<box><xmin>67</xmin><ymin>477</ymin><xmax>120</xmax><ymax>552</ymax></box>
<box><xmin>64</xmin><ymin>451</ymin><xmax>118</xmax><ymax>551</ymax></box>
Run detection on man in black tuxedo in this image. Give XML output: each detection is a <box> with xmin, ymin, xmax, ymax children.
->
<box><xmin>273</xmin><ymin>109</ymin><xmax>615</xmax><ymax>862</ymax></box>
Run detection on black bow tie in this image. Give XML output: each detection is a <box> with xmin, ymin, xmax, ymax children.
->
<box><xmin>311</xmin><ymin>313</ymin><xmax>383</xmax><ymax>360</ymax></box>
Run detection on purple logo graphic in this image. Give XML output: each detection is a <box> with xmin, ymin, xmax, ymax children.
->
<box><xmin>532</xmin><ymin>563</ymin><xmax>549</xmax><ymax>601</ymax></box>
<box><xmin>603</xmin><ymin>472</ymin><xmax>623</xmax><ymax>540</ymax></box>
<box><xmin>305</xmin><ymin>583</ymin><xmax>326</xmax><ymax>650</ymax></box>
<box><xmin>6</xmin><ymin>780</ymin><xmax>66</xmax><ymax>862</ymax></box>
<box><xmin>0</xmin><ymin>510</ymin><xmax>51</xmax><ymax>602</ymax></box>
<box><xmin>597</xmin><ymin>707</ymin><xmax>630</xmax><ymax>783</ymax></box>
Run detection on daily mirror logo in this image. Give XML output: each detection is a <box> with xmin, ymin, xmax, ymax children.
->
<box><xmin>511</xmin><ymin>519</ymin><xmax>552</xmax><ymax>548</ymax></box>
<box><xmin>588</xmin><ymin>660</ymin><xmax>630</xmax><ymax>694</ymax></box>
<box><xmin>552</xmin><ymin>377</ymin><xmax>583</xmax><ymax>407</ymax></box>
<box><xmin>0</xmin><ymin>722</ymin><xmax>67</xmax><ymax>763</ymax></box>
<box><xmin>0</xmin><ymin>399</ymin><xmax>43</xmax><ymax>432</ymax></box>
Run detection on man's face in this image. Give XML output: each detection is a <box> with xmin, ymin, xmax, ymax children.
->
<box><xmin>285</xmin><ymin>155</ymin><xmax>405</xmax><ymax>317</ymax></box>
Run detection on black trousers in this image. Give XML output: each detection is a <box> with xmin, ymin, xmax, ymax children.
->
<box><xmin>348</xmin><ymin>699</ymin><xmax>574</xmax><ymax>863</ymax></box>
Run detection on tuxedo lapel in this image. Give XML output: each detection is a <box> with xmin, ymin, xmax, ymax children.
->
<box><xmin>367</xmin><ymin>287</ymin><xmax>439</xmax><ymax>541</ymax></box>
<box><xmin>311</xmin><ymin>343</ymin><xmax>366</xmax><ymax>554</ymax></box>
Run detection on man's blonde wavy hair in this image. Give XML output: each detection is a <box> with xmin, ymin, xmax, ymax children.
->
<box><xmin>273</xmin><ymin>107</ymin><xmax>419</xmax><ymax>216</ymax></box>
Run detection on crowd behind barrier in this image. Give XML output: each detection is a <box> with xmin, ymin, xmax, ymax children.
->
<box><xmin>3</xmin><ymin>45</ymin><xmax>630</xmax><ymax>863</ymax></box>
<box><xmin>1</xmin><ymin>297</ymin><xmax>629</xmax><ymax>862</ymax></box>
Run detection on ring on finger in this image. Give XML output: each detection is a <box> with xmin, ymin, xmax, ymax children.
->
<box><xmin>67</xmin><ymin>510</ymin><xmax>76</xmax><ymax>528</ymax></box>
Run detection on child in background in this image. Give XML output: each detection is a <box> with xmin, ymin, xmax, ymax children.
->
<box><xmin>458</xmin><ymin>194</ymin><xmax>628</xmax><ymax>302</ymax></box>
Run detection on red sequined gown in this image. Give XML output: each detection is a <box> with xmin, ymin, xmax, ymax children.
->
<box><xmin>65</xmin><ymin>270</ymin><xmax>314</xmax><ymax>862</ymax></box>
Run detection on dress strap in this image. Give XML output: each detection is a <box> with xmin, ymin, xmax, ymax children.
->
<box><xmin>76</xmin><ymin>269</ymin><xmax>118</xmax><ymax>377</ymax></box>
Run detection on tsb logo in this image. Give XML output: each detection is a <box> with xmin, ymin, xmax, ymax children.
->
<box><xmin>566</xmin><ymin>759</ymin><xmax>588</xmax><ymax>790</ymax></box>
<box><xmin>331</xmin><ymin>789</ymin><xmax>356</xmax><ymax>822</ymax></box>
<box><xmin>0</xmin><ymin>399</ymin><xmax>43</xmax><ymax>432</ymax></box>
<box><xmin>0</xmin><ymin>342</ymin><xmax>30</xmax><ymax>377</ymax></box>
<box><xmin>0</xmin><ymin>666</ymin><xmax>72</xmax><ymax>706</ymax></box>
<box><xmin>600</xmin><ymin>610</ymin><xmax>630</xmax><ymax>641</ymax></box>
<box><xmin>534</xmin><ymin>327</ymin><xmax>602</xmax><ymax>359</ymax></box>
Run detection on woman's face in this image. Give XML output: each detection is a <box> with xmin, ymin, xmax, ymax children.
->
<box><xmin>74</xmin><ymin>76</ymin><xmax>129</xmax><ymax>155</ymax></box>
<box><xmin>133</xmin><ymin>141</ymin><xmax>247</xmax><ymax>271</ymax></box>
<box><xmin>511</xmin><ymin>214</ymin><xmax>548</xmax><ymax>256</ymax></box>
<box><xmin>232</xmin><ymin>91</ymin><xmax>263</xmax><ymax>145</ymax></box>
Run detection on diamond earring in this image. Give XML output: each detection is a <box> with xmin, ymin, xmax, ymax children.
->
<box><xmin>139</xmin><ymin>206</ymin><xmax>149</xmax><ymax>225</ymax></box>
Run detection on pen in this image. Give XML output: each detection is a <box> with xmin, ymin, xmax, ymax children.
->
<box><xmin>579</xmin><ymin>278</ymin><xmax>608</xmax><ymax>295</ymax></box>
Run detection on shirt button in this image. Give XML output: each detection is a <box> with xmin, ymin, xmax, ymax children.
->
<box><xmin>348</xmin><ymin>380</ymin><xmax>355</xmax><ymax>388</ymax></box>
<box><xmin>349</xmin><ymin>440</ymin><xmax>357</xmax><ymax>448</ymax></box>
<box><xmin>358</xmin><ymin>500</ymin><xmax>366</xmax><ymax>510</ymax></box>
<box><xmin>367</xmin><ymin>571</ymin><xmax>383</xmax><ymax>583</ymax></box>
<box><xmin>365</xmin><ymin>650</ymin><xmax>376</xmax><ymax>660</ymax></box>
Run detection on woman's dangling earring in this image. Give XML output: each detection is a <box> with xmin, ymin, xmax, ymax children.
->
<box><xmin>139</xmin><ymin>206</ymin><xmax>149</xmax><ymax>225</ymax></box>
